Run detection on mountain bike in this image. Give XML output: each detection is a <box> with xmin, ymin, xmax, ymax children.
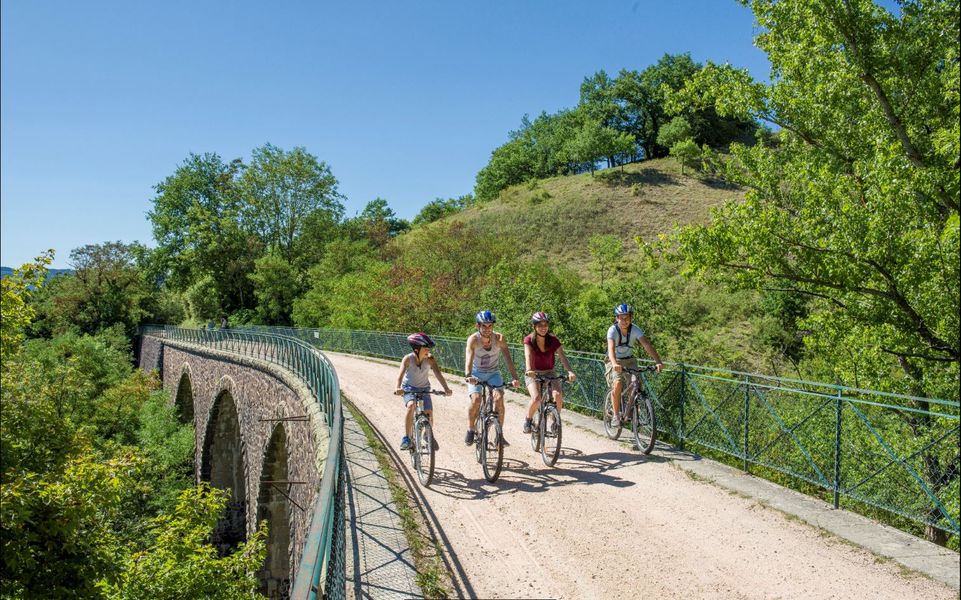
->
<box><xmin>471</xmin><ymin>380</ymin><xmax>506</xmax><ymax>482</ymax></box>
<box><xmin>603</xmin><ymin>365</ymin><xmax>658</xmax><ymax>454</ymax></box>
<box><xmin>404</xmin><ymin>389</ymin><xmax>446</xmax><ymax>486</ymax></box>
<box><xmin>530</xmin><ymin>374</ymin><xmax>565</xmax><ymax>466</ymax></box>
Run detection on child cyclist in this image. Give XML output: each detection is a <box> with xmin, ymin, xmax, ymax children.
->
<box><xmin>395</xmin><ymin>332</ymin><xmax>452</xmax><ymax>451</ymax></box>
<box><xmin>464</xmin><ymin>310</ymin><xmax>521</xmax><ymax>446</ymax></box>
<box><xmin>606</xmin><ymin>303</ymin><xmax>663</xmax><ymax>423</ymax></box>
<box><xmin>522</xmin><ymin>311</ymin><xmax>576</xmax><ymax>434</ymax></box>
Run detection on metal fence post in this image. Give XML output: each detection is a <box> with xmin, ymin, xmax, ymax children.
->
<box><xmin>834</xmin><ymin>388</ymin><xmax>843</xmax><ymax>509</ymax></box>
<box><xmin>678</xmin><ymin>366</ymin><xmax>686</xmax><ymax>451</ymax></box>
<box><xmin>743</xmin><ymin>376</ymin><xmax>750</xmax><ymax>473</ymax></box>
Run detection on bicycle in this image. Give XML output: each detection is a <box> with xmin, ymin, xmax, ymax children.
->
<box><xmin>470</xmin><ymin>380</ymin><xmax>507</xmax><ymax>482</ymax></box>
<box><xmin>603</xmin><ymin>365</ymin><xmax>658</xmax><ymax>454</ymax></box>
<box><xmin>529</xmin><ymin>374</ymin><xmax>565</xmax><ymax>466</ymax></box>
<box><xmin>400</xmin><ymin>389</ymin><xmax>446</xmax><ymax>486</ymax></box>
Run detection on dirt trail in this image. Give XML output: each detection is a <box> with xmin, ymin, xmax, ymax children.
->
<box><xmin>328</xmin><ymin>353</ymin><xmax>953</xmax><ymax>600</ymax></box>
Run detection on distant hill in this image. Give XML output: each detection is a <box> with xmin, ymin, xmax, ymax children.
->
<box><xmin>446</xmin><ymin>157</ymin><xmax>742</xmax><ymax>274</ymax></box>
<box><xmin>1</xmin><ymin>266</ymin><xmax>73</xmax><ymax>280</ymax></box>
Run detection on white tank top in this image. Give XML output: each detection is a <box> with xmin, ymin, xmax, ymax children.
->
<box><xmin>402</xmin><ymin>353</ymin><xmax>432</xmax><ymax>388</ymax></box>
<box><xmin>472</xmin><ymin>333</ymin><xmax>501</xmax><ymax>372</ymax></box>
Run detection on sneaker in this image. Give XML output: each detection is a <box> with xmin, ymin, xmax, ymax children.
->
<box><xmin>523</xmin><ymin>419</ymin><xmax>533</xmax><ymax>434</ymax></box>
<box><xmin>432</xmin><ymin>438</ymin><xmax>440</xmax><ymax>451</ymax></box>
<box><xmin>400</xmin><ymin>436</ymin><xmax>411</xmax><ymax>451</ymax></box>
<box><xmin>464</xmin><ymin>430</ymin><xmax>476</xmax><ymax>446</ymax></box>
<box><xmin>610</xmin><ymin>411</ymin><xmax>620</xmax><ymax>425</ymax></box>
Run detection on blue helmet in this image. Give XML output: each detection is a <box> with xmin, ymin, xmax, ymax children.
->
<box><xmin>614</xmin><ymin>303</ymin><xmax>633</xmax><ymax>316</ymax></box>
<box><xmin>475</xmin><ymin>310</ymin><xmax>496</xmax><ymax>324</ymax></box>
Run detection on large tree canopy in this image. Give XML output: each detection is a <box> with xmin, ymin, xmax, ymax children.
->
<box><xmin>668</xmin><ymin>0</ymin><xmax>959</xmax><ymax>397</ymax></box>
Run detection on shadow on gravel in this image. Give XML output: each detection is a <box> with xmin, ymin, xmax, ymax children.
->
<box><xmin>424</xmin><ymin>446</ymin><xmax>676</xmax><ymax>500</ymax></box>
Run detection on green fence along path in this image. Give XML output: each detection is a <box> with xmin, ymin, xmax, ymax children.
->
<box><xmin>141</xmin><ymin>326</ymin><xmax>346</xmax><ymax>600</ymax></box>
<box><xmin>255</xmin><ymin>326</ymin><xmax>959</xmax><ymax>545</ymax></box>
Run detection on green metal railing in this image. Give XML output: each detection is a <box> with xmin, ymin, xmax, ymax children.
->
<box><xmin>139</xmin><ymin>326</ymin><xmax>345</xmax><ymax>600</ymax></box>
<box><xmin>257</xmin><ymin>326</ymin><xmax>959</xmax><ymax>540</ymax></box>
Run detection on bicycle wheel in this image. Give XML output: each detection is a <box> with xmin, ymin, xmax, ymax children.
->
<box><xmin>631</xmin><ymin>393</ymin><xmax>656</xmax><ymax>455</ymax></box>
<box><xmin>540</xmin><ymin>405</ymin><xmax>562</xmax><ymax>466</ymax></box>
<box><xmin>529</xmin><ymin>407</ymin><xmax>541</xmax><ymax>452</ymax></box>
<box><xmin>413</xmin><ymin>418</ymin><xmax>435</xmax><ymax>485</ymax></box>
<box><xmin>603</xmin><ymin>389</ymin><xmax>622</xmax><ymax>440</ymax></box>
<box><xmin>481</xmin><ymin>417</ymin><xmax>503</xmax><ymax>482</ymax></box>
<box><xmin>474</xmin><ymin>416</ymin><xmax>483</xmax><ymax>464</ymax></box>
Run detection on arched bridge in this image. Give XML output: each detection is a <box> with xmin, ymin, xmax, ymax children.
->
<box><xmin>138</xmin><ymin>328</ymin><xmax>343</xmax><ymax>599</ymax></box>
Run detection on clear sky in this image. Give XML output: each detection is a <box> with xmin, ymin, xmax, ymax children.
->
<box><xmin>1</xmin><ymin>0</ymin><xmax>769</xmax><ymax>269</ymax></box>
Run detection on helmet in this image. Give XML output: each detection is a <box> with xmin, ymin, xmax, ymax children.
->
<box><xmin>530</xmin><ymin>311</ymin><xmax>550</xmax><ymax>325</ymax></box>
<box><xmin>475</xmin><ymin>310</ymin><xmax>496</xmax><ymax>324</ymax></box>
<box><xmin>407</xmin><ymin>332</ymin><xmax>435</xmax><ymax>349</ymax></box>
<box><xmin>614</xmin><ymin>303</ymin><xmax>633</xmax><ymax>316</ymax></box>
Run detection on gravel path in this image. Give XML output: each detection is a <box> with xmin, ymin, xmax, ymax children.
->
<box><xmin>328</xmin><ymin>353</ymin><xmax>954</xmax><ymax>600</ymax></box>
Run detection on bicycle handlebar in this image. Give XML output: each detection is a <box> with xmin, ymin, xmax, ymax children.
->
<box><xmin>622</xmin><ymin>365</ymin><xmax>659</xmax><ymax>374</ymax></box>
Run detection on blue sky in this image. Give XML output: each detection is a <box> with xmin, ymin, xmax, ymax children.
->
<box><xmin>1</xmin><ymin>1</ymin><xmax>769</xmax><ymax>269</ymax></box>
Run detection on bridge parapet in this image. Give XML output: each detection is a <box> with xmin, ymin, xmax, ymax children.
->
<box><xmin>138</xmin><ymin>326</ymin><xmax>344</xmax><ymax>600</ymax></box>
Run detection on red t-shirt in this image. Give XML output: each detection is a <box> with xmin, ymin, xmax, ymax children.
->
<box><xmin>524</xmin><ymin>333</ymin><xmax>562</xmax><ymax>371</ymax></box>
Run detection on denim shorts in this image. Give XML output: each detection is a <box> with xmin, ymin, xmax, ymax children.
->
<box><xmin>403</xmin><ymin>386</ymin><xmax>433</xmax><ymax>411</ymax></box>
<box><xmin>468</xmin><ymin>370</ymin><xmax>504</xmax><ymax>396</ymax></box>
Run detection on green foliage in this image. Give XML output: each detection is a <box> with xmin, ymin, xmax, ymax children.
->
<box><xmin>587</xmin><ymin>234</ymin><xmax>622</xmax><ymax>284</ymax></box>
<box><xmin>0</xmin><ymin>251</ymin><xmax>53</xmax><ymax>360</ymax></box>
<box><xmin>32</xmin><ymin>242</ymin><xmax>153</xmax><ymax>338</ymax></box>
<box><xmin>667</xmin><ymin>0</ymin><xmax>959</xmax><ymax>398</ymax></box>
<box><xmin>1</xmin><ymin>452</ymin><xmax>139</xmax><ymax>599</ymax></box>
<box><xmin>185</xmin><ymin>275</ymin><xmax>221</xmax><ymax>323</ymax></box>
<box><xmin>570</xmin><ymin>119</ymin><xmax>636</xmax><ymax>175</ymax></box>
<box><xmin>102</xmin><ymin>484</ymin><xmax>267</xmax><ymax>600</ymax></box>
<box><xmin>656</xmin><ymin>116</ymin><xmax>693</xmax><ymax>149</ymax></box>
<box><xmin>412</xmin><ymin>195</ymin><xmax>470</xmax><ymax>226</ymax></box>
<box><xmin>669</xmin><ymin>139</ymin><xmax>702</xmax><ymax>175</ymax></box>
<box><xmin>239</xmin><ymin>143</ymin><xmax>344</xmax><ymax>263</ymax></box>
<box><xmin>249</xmin><ymin>252</ymin><xmax>301</xmax><ymax>325</ymax></box>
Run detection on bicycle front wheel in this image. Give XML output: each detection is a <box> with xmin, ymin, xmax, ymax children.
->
<box><xmin>540</xmin><ymin>405</ymin><xmax>562</xmax><ymax>466</ymax></box>
<box><xmin>603</xmin><ymin>389</ymin><xmax>622</xmax><ymax>440</ymax></box>
<box><xmin>631</xmin><ymin>393</ymin><xmax>656</xmax><ymax>455</ymax></box>
<box><xmin>481</xmin><ymin>417</ymin><xmax>503</xmax><ymax>482</ymax></box>
<box><xmin>413</xmin><ymin>418</ymin><xmax>435</xmax><ymax>485</ymax></box>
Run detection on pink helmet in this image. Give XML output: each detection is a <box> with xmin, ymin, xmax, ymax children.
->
<box><xmin>406</xmin><ymin>332</ymin><xmax>435</xmax><ymax>349</ymax></box>
<box><xmin>530</xmin><ymin>311</ymin><xmax>550</xmax><ymax>325</ymax></box>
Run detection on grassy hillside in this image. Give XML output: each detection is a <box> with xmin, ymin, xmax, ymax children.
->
<box><xmin>449</xmin><ymin>157</ymin><xmax>743</xmax><ymax>273</ymax></box>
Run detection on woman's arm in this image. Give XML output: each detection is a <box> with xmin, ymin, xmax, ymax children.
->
<box><xmin>557</xmin><ymin>346</ymin><xmax>577</xmax><ymax>382</ymax></box>
<box><xmin>523</xmin><ymin>341</ymin><xmax>534</xmax><ymax>375</ymax></box>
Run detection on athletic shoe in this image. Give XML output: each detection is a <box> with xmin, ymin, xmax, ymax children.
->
<box><xmin>465</xmin><ymin>430</ymin><xmax>476</xmax><ymax>445</ymax></box>
<box><xmin>500</xmin><ymin>435</ymin><xmax>510</xmax><ymax>447</ymax></box>
<box><xmin>400</xmin><ymin>436</ymin><xmax>411</xmax><ymax>451</ymax></box>
<box><xmin>432</xmin><ymin>438</ymin><xmax>439</xmax><ymax>451</ymax></box>
<box><xmin>523</xmin><ymin>419</ymin><xmax>533</xmax><ymax>434</ymax></box>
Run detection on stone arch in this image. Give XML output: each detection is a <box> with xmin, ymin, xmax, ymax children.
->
<box><xmin>174</xmin><ymin>364</ymin><xmax>194</xmax><ymax>425</ymax></box>
<box><xmin>201</xmin><ymin>388</ymin><xmax>247</xmax><ymax>555</ymax></box>
<box><xmin>258</xmin><ymin>424</ymin><xmax>292</xmax><ymax>599</ymax></box>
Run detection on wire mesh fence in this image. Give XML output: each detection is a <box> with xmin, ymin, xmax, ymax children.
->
<box><xmin>256</xmin><ymin>326</ymin><xmax>959</xmax><ymax>541</ymax></box>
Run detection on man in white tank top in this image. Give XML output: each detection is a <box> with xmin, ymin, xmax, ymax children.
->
<box><xmin>464</xmin><ymin>310</ymin><xmax>520</xmax><ymax>446</ymax></box>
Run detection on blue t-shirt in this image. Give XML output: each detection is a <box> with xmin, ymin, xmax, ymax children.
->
<box><xmin>607</xmin><ymin>323</ymin><xmax>645</xmax><ymax>359</ymax></box>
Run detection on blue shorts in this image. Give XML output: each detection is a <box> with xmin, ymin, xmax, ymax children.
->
<box><xmin>468</xmin><ymin>370</ymin><xmax>504</xmax><ymax>396</ymax></box>
<box><xmin>403</xmin><ymin>386</ymin><xmax>433</xmax><ymax>411</ymax></box>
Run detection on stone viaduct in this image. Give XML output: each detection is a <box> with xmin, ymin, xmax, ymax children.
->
<box><xmin>138</xmin><ymin>334</ymin><xmax>330</xmax><ymax>599</ymax></box>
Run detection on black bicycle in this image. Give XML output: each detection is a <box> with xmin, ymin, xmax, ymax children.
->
<box><xmin>403</xmin><ymin>389</ymin><xmax>446</xmax><ymax>486</ymax></box>
<box><xmin>603</xmin><ymin>365</ymin><xmax>658</xmax><ymax>454</ymax></box>
<box><xmin>471</xmin><ymin>380</ymin><xmax>506</xmax><ymax>482</ymax></box>
<box><xmin>529</xmin><ymin>374</ymin><xmax>565</xmax><ymax>466</ymax></box>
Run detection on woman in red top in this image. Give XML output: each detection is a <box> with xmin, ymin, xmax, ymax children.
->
<box><xmin>522</xmin><ymin>311</ymin><xmax>576</xmax><ymax>434</ymax></box>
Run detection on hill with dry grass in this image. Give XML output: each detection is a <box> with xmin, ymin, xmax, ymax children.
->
<box><xmin>448</xmin><ymin>157</ymin><xmax>742</xmax><ymax>273</ymax></box>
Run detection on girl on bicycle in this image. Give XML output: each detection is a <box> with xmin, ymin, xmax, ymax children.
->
<box><xmin>606</xmin><ymin>303</ymin><xmax>663</xmax><ymax>422</ymax></box>
<box><xmin>522</xmin><ymin>311</ymin><xmax>576</xmax><ymax>434</ymax></box>
<box><xmin>395</xmin><ymin>332</ymin><xmax>452</xmax><ymax>451</ymax></box>
<box><xmin>464</xmin><ymin>310</ymin><xmax>521</xmax><ymax>446</ymax></box>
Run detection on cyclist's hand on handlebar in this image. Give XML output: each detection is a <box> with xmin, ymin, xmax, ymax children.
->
<box><xmin>613</xmin><ymin>364</ymin><xmax>623</xmax><ymax>373</ymax></box>
<box><xmin>525</xmin><ymin>370</ymin><xmax>535</xmax><ymax>377</ymax></box>
<box><xmin>444</xmin><ymin>388</ymin><xmax>453</xmax><ymax>396</ymax></box>
<box><xmin>466</xmin><ymin>376</ymin><xmax>478</xmax><ymax>384</ymax></box>
<box><xmin>567</xmin><ymin>371</ymin><xmax>577</xmax><ymax>383</ymax></box>
<box><xmin>394</xmin><ymin>388</ymin><xmax>404</xmax><ymax>396</ymax></box>
<box><xmin>510</xmin><ymin>378</ymin><xmax>520</xmax><ymax>388</ymax></box>
<box><xmin>655</xmin><ymin>362</ymin><xmax>664</xmax><ymax>373</ymax></box>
